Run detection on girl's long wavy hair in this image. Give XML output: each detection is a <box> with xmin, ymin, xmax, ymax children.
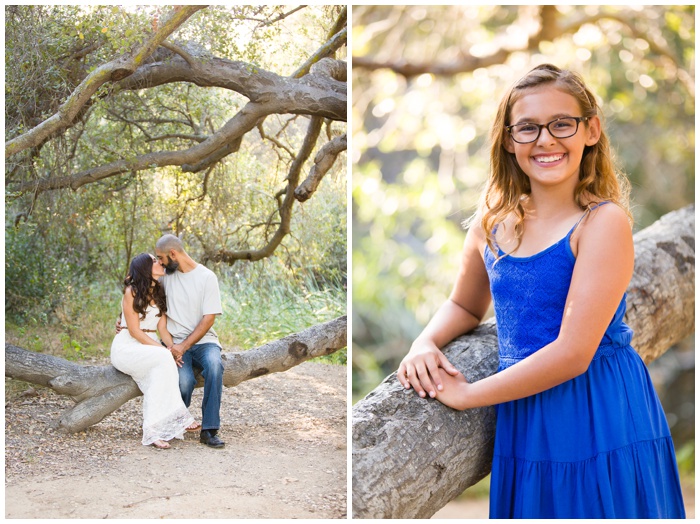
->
<box><xmin>478</xmin><ymin>64</ymin><xmax>632</xmax><ymax>255</ymax></box>
<box><xmin>124</xmin><ymin>253</ymin><xmax>167</xmax><ymax>320</ymax></box>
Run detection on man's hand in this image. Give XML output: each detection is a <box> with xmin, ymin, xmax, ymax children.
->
<box><xmin>115</xmin><ymin>317</ymin><xmax>123</xmax><ymax>335</ymax></box>
<box><xmin>169</xmin><ymin>342</ymin><xmax>187</xmax><ymax>360</ymax></box>
<box><xmin>167</xmin><ymin>344</ymin><xmax>186</xmax><ymax>368</ymax></box>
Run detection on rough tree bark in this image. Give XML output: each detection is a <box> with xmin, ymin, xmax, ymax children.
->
<box><xmin>352</xmin><ymin>205</ymin><xmax>695</xmax><ymax>519</ymax></box>
<box><xmin>6</xmin><ymin>315</ymin><xmax>346</xmax><ymax>434</ymax></box>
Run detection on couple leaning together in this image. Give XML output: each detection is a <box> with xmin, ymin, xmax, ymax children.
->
<box><xmin>110</xmin><ymin>234</ymin><xmax>225</xmax><ymax>450</ymax></box>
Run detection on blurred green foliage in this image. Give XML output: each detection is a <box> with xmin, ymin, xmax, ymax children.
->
<box><xmin>352</xmin><ymin>5</ymin><xmax>695</xmax><ymax>401</ymax></box>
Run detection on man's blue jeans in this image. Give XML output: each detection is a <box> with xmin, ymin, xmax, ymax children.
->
<box><xmin>178</xmin><ymin>342</ymin><xmax>223</xmax><ymax>431</ymax></box>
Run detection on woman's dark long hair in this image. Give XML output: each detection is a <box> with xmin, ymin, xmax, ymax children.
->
<box><xmin>123</xmin><ymin>253</ymin><xmax>167</xmax><ymax>320</ymax></box>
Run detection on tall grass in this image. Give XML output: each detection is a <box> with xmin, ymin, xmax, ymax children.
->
<box><xmin>220</xmin><ymin>273</ymin><xmax>346</xmax><ymax>363</ymax></box>
<box><xmin>6</xmin><ymin>270</ymin><xmax>347</xmax><ymax>365</ymax></box>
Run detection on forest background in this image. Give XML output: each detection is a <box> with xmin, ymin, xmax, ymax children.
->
<box><xmin>352</xmin><ymin>4</ymin><xmax>694</xmax><ymax>505</ymax></box>
<box><xmin>5</xmin><ymin>6</ymin><xmax>347</xmax><ymax>366</ymax></box>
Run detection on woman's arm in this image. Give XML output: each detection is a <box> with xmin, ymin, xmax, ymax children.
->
<box><xmin>158</xmin><ymin>314</ymin><xmax>181</xmax><ymax>366</ymax></box>
<box><xmin>436</xmin><ymin>204</ymin><xmax>634</xmax><ymax>410</ymax></box>
<box><xmin>398</xmin><ymin>220</ymin><xmax>492</xmax><ymax>398</ymax></box>
<box><xmin>157</xmin><ymin>314</ymin><xmax>174</xmax><ymax>347</ymax></box>
<box><xmin>122</xmin><ymin>289</ymin><xmax>162</xmax><ymax>348</ymax></box>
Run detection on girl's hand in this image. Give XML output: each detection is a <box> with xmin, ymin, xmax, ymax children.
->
<box><xmin>398</xmin><ymin>339</ymin><xmax>460</xmax><ymax>399</ymax></box>
<box><xmin>434</xmin><ymin>368</ymin><xmax>470</xmax><ymax>410</ymax></box>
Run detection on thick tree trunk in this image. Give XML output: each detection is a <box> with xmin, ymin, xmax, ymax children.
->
<box><xmin>352</xmin><ymin>205</ymin><xmax>695</xmax><ymax>519</ymax></box>
<box><xmin>6</xmin><ymin>315</ymin><xmax>346</xmax><ymax>434</ymax></box>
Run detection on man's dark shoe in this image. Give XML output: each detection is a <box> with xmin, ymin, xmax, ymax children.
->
<box><xmin>200</xmin><ymin>429</ymin><xmax>225</xmax><ymax>448</ymax></box>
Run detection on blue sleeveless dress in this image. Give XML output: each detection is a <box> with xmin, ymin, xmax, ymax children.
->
<box><xmin>483</xmin><ymin>205</ymin><xmax>686</xmax><ymax>518</ymax></box>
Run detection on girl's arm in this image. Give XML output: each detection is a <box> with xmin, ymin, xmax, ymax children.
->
<box><xmin>436</xmin><ymin>204</ymin><xmax>634</xmax><ymax>410</ymax></box>
<box><xmin>398</xmin><ymin>220</ymin><xmax>492</xmax><ymax>399</ymax></box>
<box><xmin>122</xmin><ymin>289</ymin><xmax>162</xmax><ymax>348</ymax></box>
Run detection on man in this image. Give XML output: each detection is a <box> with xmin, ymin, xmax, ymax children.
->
<box><xmin>155</xmin><ymin>234</ymin><xmax>225</xmax><ymax>449</ymax></box>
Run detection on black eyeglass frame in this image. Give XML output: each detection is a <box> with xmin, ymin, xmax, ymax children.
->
<box><xmin>505</xmin><ymin>116</ymin><xmax>590</xmax><ymax>144</ymax></box>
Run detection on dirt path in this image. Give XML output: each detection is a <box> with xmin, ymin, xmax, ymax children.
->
<box><xmin>5</xmin><ymin>361</ymin><xmax>347</xmax><ymax>519</ymax></box>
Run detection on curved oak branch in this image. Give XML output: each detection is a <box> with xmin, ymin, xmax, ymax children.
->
<box><xmin>5</xmin><ymin>5</ymin><xmax>206</xmax><ymax>158</ymax></box>
<box><xmin>6</xmin><ymin>316</ymin><xmax>347</xmax><ymax>433</ymax></box>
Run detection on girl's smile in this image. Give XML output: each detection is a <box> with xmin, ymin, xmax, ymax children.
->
<box><xmin>531</xmin><ymin>152</ymin><xmax>567</xmax><ymax>166</ymax></box>
<box><xmin>505</xmin><ymin>87</ymin><xmax>600</xmax><ymax>190</ymax></box>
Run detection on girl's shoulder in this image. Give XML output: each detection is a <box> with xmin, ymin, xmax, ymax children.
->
<box><xmin>575</xmin><ymin>201</ymin><xmax>632</xmax><ymax>251</ymax></box>
<box><xmin>583</xmin><ymin>201</ymin><xmax>630</xmax><ymax>229</ymax></box>
<box><xmin>464</xmin><ymin>210</ymin><xmax>489</xmax><ymax>252</ymax></box>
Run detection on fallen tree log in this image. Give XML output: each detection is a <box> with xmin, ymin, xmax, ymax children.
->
<box><xmin>352</xmin><ymin>205</ymin><xmax>695</xmax><ymax>519</ymax></box>
<box><xmin>6</xmin><ymin>315</ymin><xmax>347</xmax><ymax>433</ymax></box>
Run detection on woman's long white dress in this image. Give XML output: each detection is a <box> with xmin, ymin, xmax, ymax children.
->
<box><xmin>110</xmin><ymin>305</ymin><xmax>194</xmax><ymax>445</ymax></box>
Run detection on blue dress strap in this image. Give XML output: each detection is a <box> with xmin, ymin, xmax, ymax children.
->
<box><xmin>567</xmin><ymin>201</ymin><xmax>611</xmax><ymax>237</ymax></box>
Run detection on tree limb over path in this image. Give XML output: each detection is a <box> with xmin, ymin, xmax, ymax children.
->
<box><xmin>6</xmin><ymin>6</ymin><xmax>348</xmax><ymax>270</ymax></box>
<box><xmin>9</xmin><ymin>55</ymin><xmax>347</xmax><ymax>194</ymax></box>
<box><xmin>7</xmin><ymin>6</ymin><xmax>347</xmax><ymax>196</ymax></box>
<box><xmin>352</xmin><ymin>205</ymin><xmax>694</xmax><ymax>519</ymax></box>
<box><xmin>5</xmin><ymin>6</ymin><xmax>206</xmax><ymax>159</ymax></box>
<box><xmin>6</xmin><ymin>315</ymin><xmax>347</xmax><ymax>434</ymax></box>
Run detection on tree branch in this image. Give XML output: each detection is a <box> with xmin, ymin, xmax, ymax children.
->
<box><xmin>207</xmin><ymin>116</ymin><xmax>324</xmax><ymax>264</ymax></box>
<box><xmin>113</xmin><ymin>53</ymin><xmax>346</xmax><ymax>118</ymax></box>
<box><xmin>291</xmin><ymin>28</ymin><xmax>347</xmax><ymax>78</ymax></box>
<box><xmin>245</xmin><ymin>5</ymin><xmax>307</xmax><ymax>27</ymax></box>
<box><xmin>257</xmin><ymin>122</ymin><xmax>296</xmax><ymax>158</ymax></box>
<box><xmin>159</xmin><ymin>40</ymin><xmax>198</xmax><ymax>69</ymax></box>
<box><xmin>352</xmin><ymin>205</ymin><xmax>695</xmax><ymax>518</ymax></box>
<box><xmin>5</xmin><ymin>5</ymin><xmax>207</xmax><ymax>159</ymax></box>
<box><xmin>11</xmin><ymin>101</ymin><xmax>271</xmax><ymax>194</ymax></box>
<box><xmin>6</xmin><ymin>315</ymin><xmax>347</xmax><ymax>433</ymax></box>
<box><xmin>9</xmin><ymin>50</ymin><xmax>348</xmax><ymax>195</ymax></box>
<box><xmin>145</xmin><ymin>133</ymin><xmax>207</xmax><ymax>143</ymax></box>
<box><xmin>295</xmin><ymin>133</ymin><xmax>346</xmax><ymax>202</ymax></box>
<box><xmin>181</xmin><ymin>136</ymin><xmax>244</xmax><ymax>173</ymax></box>
<box><xmin>352</xmin><ymin>5</ymin><xmax>690</xmax><ymax>94</ymax></box>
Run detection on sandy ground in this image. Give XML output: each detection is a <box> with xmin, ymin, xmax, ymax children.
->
<box><xmin>5</xmin><ymin>361</ymin><xmax>347</xmax><ymax>519</ymax></box>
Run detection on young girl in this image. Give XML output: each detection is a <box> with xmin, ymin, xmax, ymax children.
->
<box><xmin>397</xmin><ymin>64</ymin><xmax>685</xmax><ymax>518</ymax></box>
<box><xmin>111</xmin><ymin>253</ymin><xmax>195</xmax><ymax>449</ymax></box>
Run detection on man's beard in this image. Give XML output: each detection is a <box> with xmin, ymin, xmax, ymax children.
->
<box><xmin>164</xmin><ymin>257</ymin><xmax>179</xmax><ymax>274</ymax></box>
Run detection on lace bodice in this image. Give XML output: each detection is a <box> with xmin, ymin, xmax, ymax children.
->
<box><xmin>484</xmin><ymin>209</ymin><xmax>632</xmax><ymax>371</ymax></box>
<box><xmin>118</xmin><ymin>304</ymin><xmax>160</xmax><ymax>339</ymax></box>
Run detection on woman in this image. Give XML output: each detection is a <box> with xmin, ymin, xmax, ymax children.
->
<box><xmin>111</xmin><ymin>252</ymin><xmax>195</xmax><ymax>449</ymax></box>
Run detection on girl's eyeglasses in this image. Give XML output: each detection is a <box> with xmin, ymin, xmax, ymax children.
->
<box><xmin>506</xmin><ymin>116</ymin><xmax>589</xmax><ymax>144</ymax></box>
